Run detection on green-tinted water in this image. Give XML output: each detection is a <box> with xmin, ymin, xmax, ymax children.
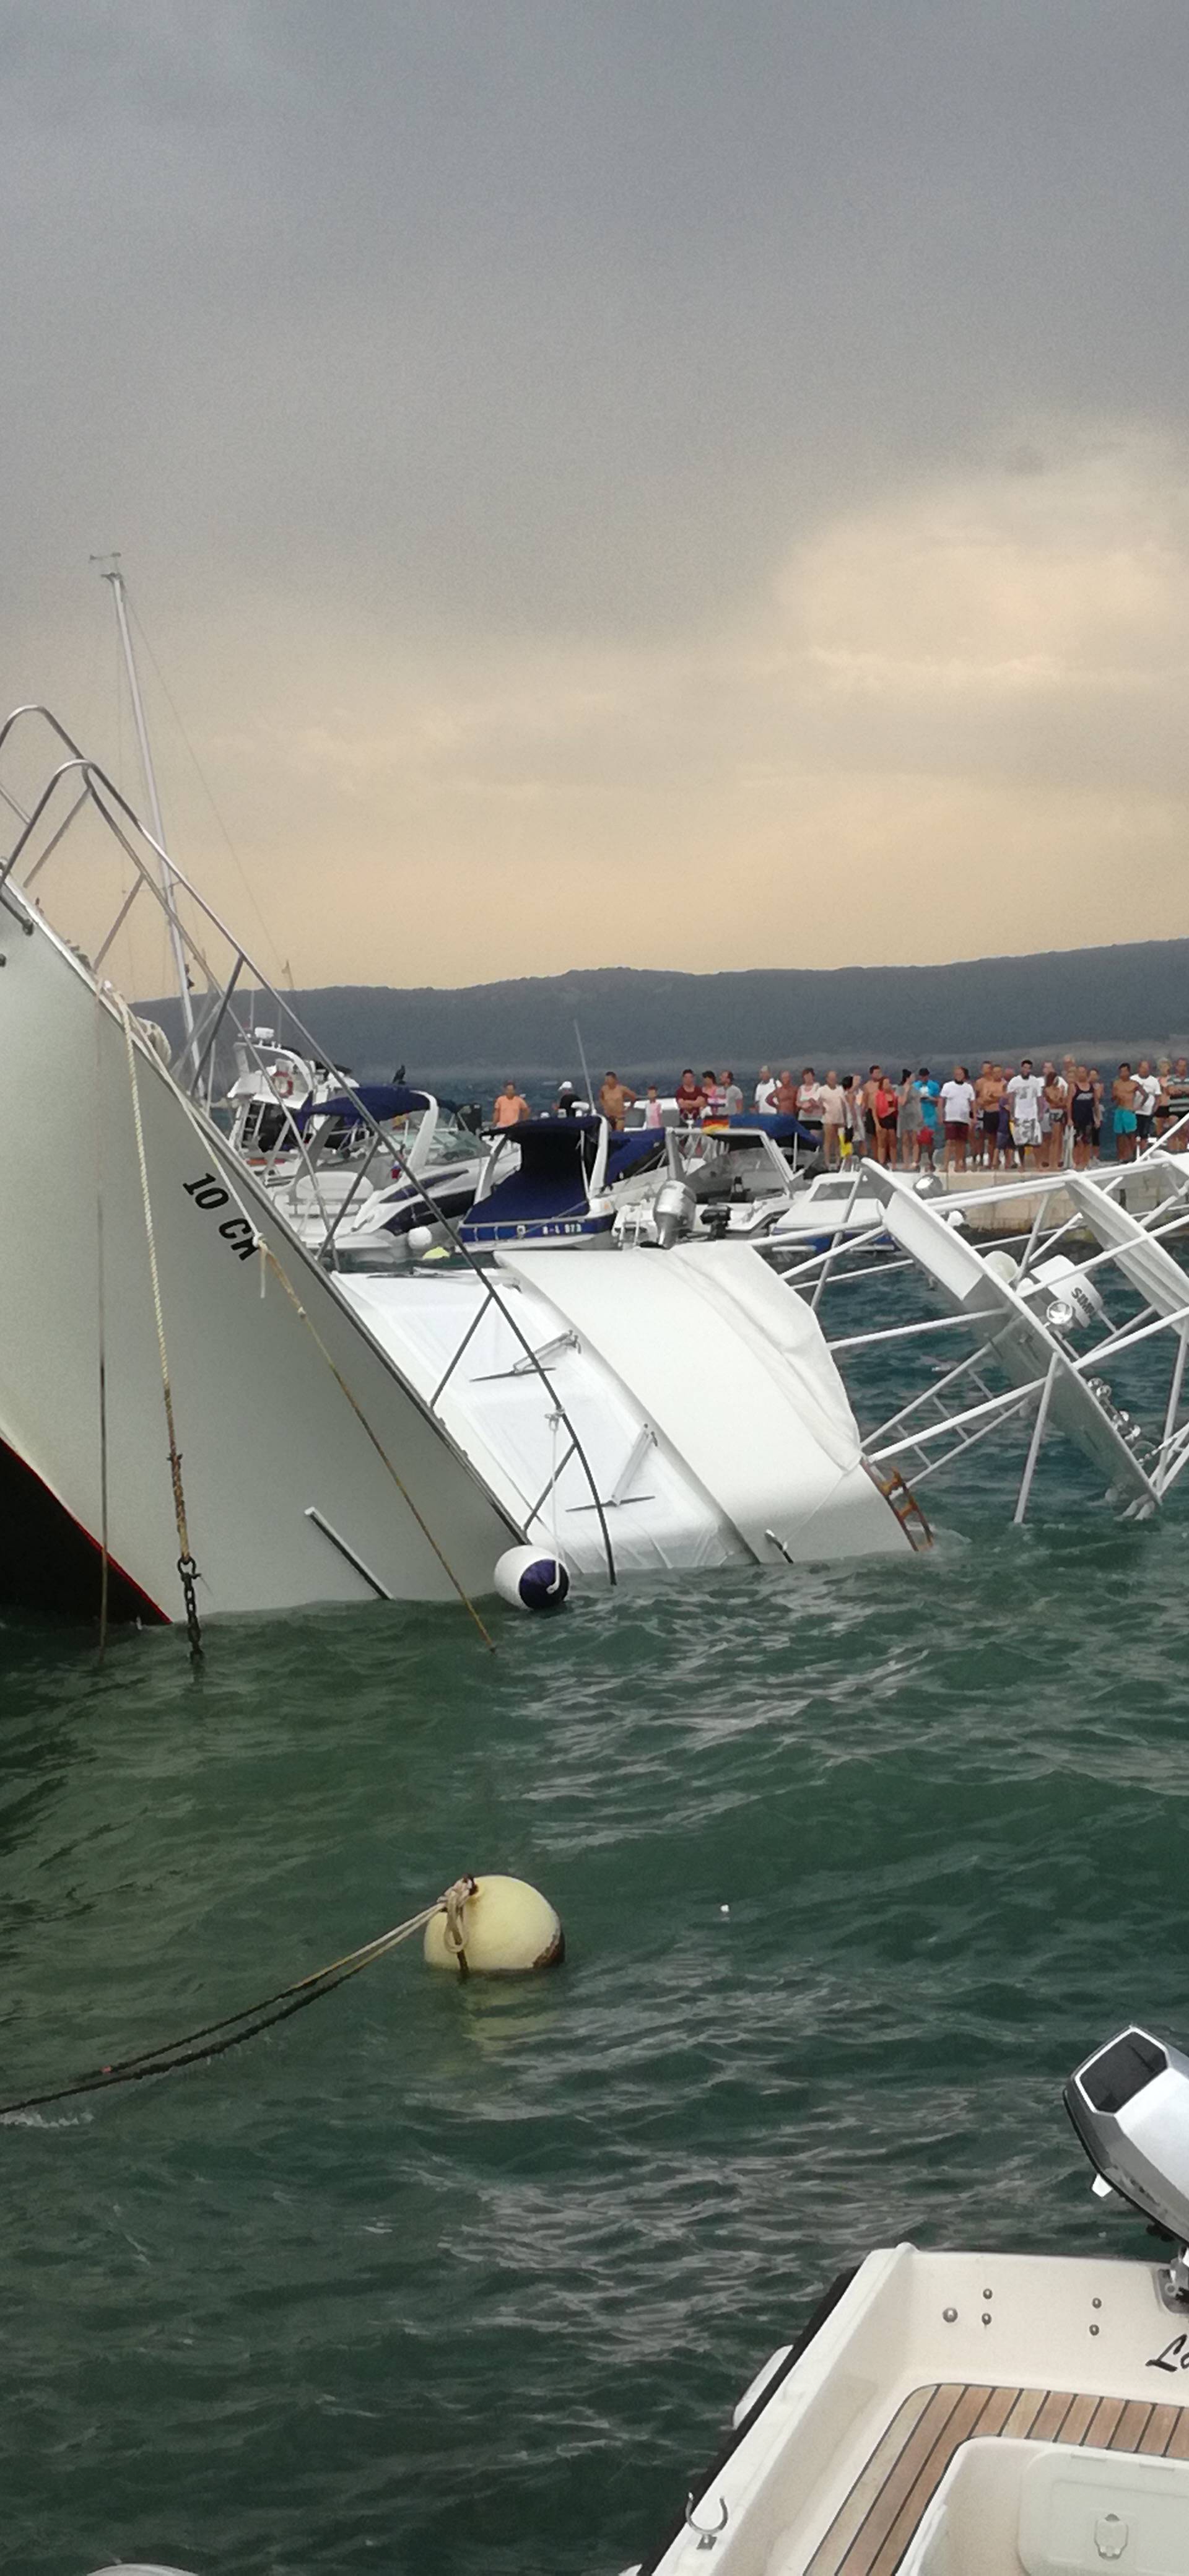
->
<box><xmin>3</xmin><ymin>1484</ymin><xmax>1189</xmax><ymax>2574</ymax></box>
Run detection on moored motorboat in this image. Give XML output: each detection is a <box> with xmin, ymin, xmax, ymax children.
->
<box><xmin>279</xmin><ymin>1083</ymin><xmax>487</xmax><ymax>1256</ymax></box>
<box><xmin>461</xmin><ymin>1113</ymin><xmax>665</xmax><ymax>1250</ymax></box>
<box><xmin>626</xmin><ymin>2024</ymin><xmax>1189</xmax><ymax>2575</ymax></box>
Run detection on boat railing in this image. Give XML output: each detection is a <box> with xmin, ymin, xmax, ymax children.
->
<box><xmin>0</xmin><ymin>704</ymin><xmax>619</xmax><ymax>1586</ymax></box>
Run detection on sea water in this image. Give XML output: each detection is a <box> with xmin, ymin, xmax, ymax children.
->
<box><xmin>2</xmin><ymin>1368</ymin><xmax>1189</xmax><ymax>2574</ymax></box>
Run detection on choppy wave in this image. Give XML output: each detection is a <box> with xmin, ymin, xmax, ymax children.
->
<box><xmin>2</xmin><ymin>1471</ymin><xmax>1189</xmax><ymax>2572</ymax></box>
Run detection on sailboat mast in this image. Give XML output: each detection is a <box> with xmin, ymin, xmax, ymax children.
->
<box><xmin>101</xmin><ymin>562</ymin><xmax>198</xmax><ymax>1066</ymax></box>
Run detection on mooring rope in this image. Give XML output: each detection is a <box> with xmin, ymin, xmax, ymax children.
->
<box><xmin>94</xmin><ymin>984</ymin><xmax>111</xmax><ymax>1660</ymax></box>
<box><xmin>116</xmin><ymin>997</ymin><xmax>203</xmax><ymax>1658</ymax></box>
<box><xmin>0</xmin><ymin>1880</ymin><xmax>477</xmax><ymax>2118</ymax></box>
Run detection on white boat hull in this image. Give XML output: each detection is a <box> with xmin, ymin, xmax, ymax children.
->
<box><xmin>0</xmin><ymin>900</ymin><xmax>514</xmax><ymax>1620</ymax></box>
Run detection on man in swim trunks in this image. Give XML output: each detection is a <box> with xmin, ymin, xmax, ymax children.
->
<box><xmin>974</xmin><ymin>1061</ymin><xmax>1003</xmax><ymax>1168</ymax></box>
<box><xmin>1165</xmin><ymin>1057</ymin><xmax>1189</xmax><ymax>1150</ymax></box>
<box><xmin>1006</xmin><ymin>1059</ymin><xmax>1044</xmax><ymax>1167</ymax></box>
<box><xmin>1112</xmin><ymin>1064</ymin><xmax>1138</xmax><ymax>1162</ymax></box>
<box><xmin>915</xmin><ymin>1068</ymin><xmax>940</xmax><ymax>1166</ymax></box>
<box><xmin>599</xmin><ymin>1071</ymin><xmax>637</xmax><ymax>1129</ymax></box>
<box><xmin>938</xmin><ymin>1064</ymin><xmax>975</xmax><ymax>1171</ymax></box>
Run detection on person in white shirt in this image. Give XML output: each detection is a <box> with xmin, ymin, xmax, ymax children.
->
<box><xmin>754</xmin><ymin>1066</ymin><xmax>778</xmax><ymax>1113</ymax></box>
<box><xmin>1006</xmin><ymin>1059</ymin><xmax>1044</xmax><ymax>1165</ymax></box>
<box><xmin>1134</xmin><ymin>1060</ymin><xmax>1163</xmax><ymax>1147</ymax></box>
<box><xmin>642</xmin><ymin>1084</ymin><xmax>664</xmax><ymax>1128</ymax></box>
<box><xmin>938</xmin><ymin>1064</ymin><xmax>975</xmax><ymax>1170</ymax></box>
<box><xmin>796</xmin><ymin>1068</ymin><xmax>825</xmax><ymax>1150</ymax></box>
<box><xmin>817</xmin><ymin>1070</ymin><xmax>847</xmax><ymax>1165</ymax></box>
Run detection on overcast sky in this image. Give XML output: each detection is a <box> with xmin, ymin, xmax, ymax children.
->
<box><xmin>4</xmin><ymin>1</ymin><xmax>1189</xmax><ymax>990</ymax></box>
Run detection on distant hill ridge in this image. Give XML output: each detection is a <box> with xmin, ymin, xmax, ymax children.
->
<box><xmin>146</xmin><ymin>938</ymin><xmax>1189</xmax><ymax>1085</ymax></box>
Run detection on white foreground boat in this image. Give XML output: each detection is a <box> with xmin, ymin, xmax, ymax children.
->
<box><xmin>627</xmin><ymin>2024</ymin><xmax>1189</xmax><ymax>2575</ymax></box>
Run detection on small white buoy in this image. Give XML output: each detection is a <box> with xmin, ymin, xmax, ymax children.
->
<box><xmin>424</xmin><ymin>1874</ymin><xmax>565</xmax><ymax>1976</ymax></box>
<box><xmin>494</xmin><ymin>1546</ymin><xmax>570</xmax><ymax>1612</ymax></box>
<box><xmin>407</xmin><ymin>1224</ymin><xmax>434</xmax><ymax>1258</ymax></box>
<box><xmin>720</xmin><ymin>1904</ymin><xmax>730</xmax><ymax>1916</ymax></box>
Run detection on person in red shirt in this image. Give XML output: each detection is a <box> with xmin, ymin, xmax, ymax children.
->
<box><xmin>674</xmin><ymin>1068</ymin><xmax>705</xmax><ymax>1123</ymax></box>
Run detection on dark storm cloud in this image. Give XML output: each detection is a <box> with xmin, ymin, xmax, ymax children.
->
<box><xmin>4</xmin><ymin>0</ymin><xmax>1189</xmax><ymax>640</ymax></box>
<box><xmin>4</xmin><ymin>3</ymin><xmax>1189</xmax><ymax>986</ymax></box>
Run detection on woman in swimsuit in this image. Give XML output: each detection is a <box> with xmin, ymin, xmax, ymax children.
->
<box><xmin>1069</xmin><ymin>1067</ymin><xmax>1097</xmax><ymax>1170</ymax></box>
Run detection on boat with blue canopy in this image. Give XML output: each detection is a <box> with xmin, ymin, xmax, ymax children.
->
<box><xmin>460</xmin><ymin>1115</ymin><xmax>666</xmax><ymax>1250</ymax></box>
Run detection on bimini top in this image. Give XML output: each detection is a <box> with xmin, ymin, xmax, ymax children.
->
<box><xmin>463</xmin><ymin>1117</ymin><xmax>665</xmax><ymax>1237</ymax></box>
<box><xmin>293</xmin><ymin>1083</ymin><xmax>432</xmax><ymax>1129</ymax></box>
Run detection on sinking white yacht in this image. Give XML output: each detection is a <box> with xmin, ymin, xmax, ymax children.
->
<box><xmin>0</xmin><ymin>713</ymin><xmax>518</xmax><ymax>1624</ymax></box>
<box><xmin>627</xmin><ymin>2024</ymin><xmax>1189</xmax><ymax>2576</ymax></box>
<box><xmin>0</xmin><ymin>706</ymin><xmax>924</xmax><ymax>1627</ymax></box>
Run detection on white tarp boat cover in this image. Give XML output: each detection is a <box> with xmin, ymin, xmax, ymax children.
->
<box><xmin>500</xmin><ymin>1239</ymin><xmax>905</xmax><ymax>1561</ymax></box>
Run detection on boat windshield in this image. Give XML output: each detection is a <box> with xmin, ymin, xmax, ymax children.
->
<box><xmin>419</xmin><ymin>1107</ymin><xmax>481</xmax><ymax>1168</ymax></box>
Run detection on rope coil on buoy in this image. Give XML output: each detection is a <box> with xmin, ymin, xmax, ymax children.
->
<box><xmin>0</xmin><ymin>1875</ymin><xmax>564</xmax><ymax>2120</ymax></box>
<box><xmin>443</xmin><ymin>1874</ymin><xmax>479</xmax><ymax>1978</ymax></box>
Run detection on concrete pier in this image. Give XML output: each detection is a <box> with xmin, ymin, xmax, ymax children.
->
<box><xmin>931</xmin><ymin>1162</ymin><xmax>1182</xmax><ymax>1236</ymax></box>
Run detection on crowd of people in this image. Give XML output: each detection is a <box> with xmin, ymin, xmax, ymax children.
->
<box><xmin>495</xmin><ymin>1056</ymin><xmax>1189</xmax><ymax>1169</ymax></box>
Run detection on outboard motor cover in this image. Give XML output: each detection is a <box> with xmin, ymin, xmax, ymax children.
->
<box><xmin>1065</xmin><ymin>2026</ymin><xmax>1189</xmax><ymax>2247</ymax></box>
<box><xmin>653</xmin><ymin>1178</ymin><xmax>695</xmax><ymax>1250</ymax></box>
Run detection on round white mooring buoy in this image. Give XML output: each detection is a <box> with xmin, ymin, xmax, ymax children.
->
<box><xmin>424</xmin><ymin>1874</ymin><xmax>565</xmax><ymax>1976</ymax></box>
<box><xmin>494</xmin><ymin>1546</ymin><xmax>570</xmax><ymax>1612</ymax></box>
<box><xmin>407</xmin><ymin>1224</ymin><xmax>435</xmax><ymax>1258</ymax></box>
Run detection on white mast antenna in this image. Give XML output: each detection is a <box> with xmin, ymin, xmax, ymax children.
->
<box><xmin>94</xmin><ymin>554</ymin><xmax>198</xmax><ymax>1070</ymax></box>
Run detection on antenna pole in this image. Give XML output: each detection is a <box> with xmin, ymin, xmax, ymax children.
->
<box><xmin>97</xmin><ymin>557</ymin><xmax>198</xmax><ymax>1069</ymax></box>
<box><xmin>573</xmin><ymin>1018</ymin><xmax>596</xmax><ymax>1111</ymax></box>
